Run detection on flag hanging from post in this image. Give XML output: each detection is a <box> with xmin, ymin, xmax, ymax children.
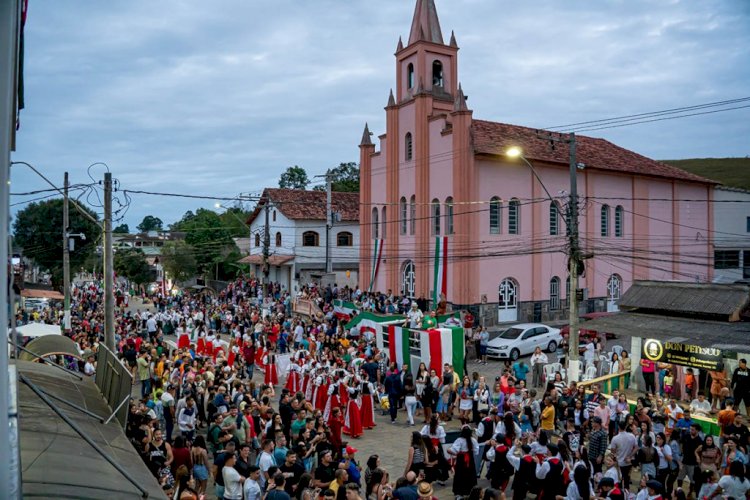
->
<box><xmin>432</xmin><ymin>236</ymin><xmax>448</xmax><ymax>306</ymax></box>
<box><xmin>419</xmin><ymin>327</ymin><xmax>465</xmax><ymax>378</ymax></box>
<box><xmin>368</xmin><ymin>238</ymin><xmax>383</xmax><ymax>293</ymax></box>
<box><xmin>387</xmin><ymin>325</ymin><xmax>411</xmax><ymax>369</ymax></box>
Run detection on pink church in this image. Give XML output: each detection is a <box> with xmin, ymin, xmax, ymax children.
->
<box><xmin>358</xmin><ymin>0</ymin><xmax>714</xmax><ymax>324</ymax></box>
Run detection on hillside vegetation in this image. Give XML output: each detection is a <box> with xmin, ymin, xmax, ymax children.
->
<box><xmin>662</xmin><ymin>157</ymin><xmax>750</xmax><ymax>190</ymax></box>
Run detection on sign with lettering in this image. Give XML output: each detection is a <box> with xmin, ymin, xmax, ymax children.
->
<box><xmin>642</xmin><ymin>338</ymin><xmax>723</xmax><ymax>371</ymax></box>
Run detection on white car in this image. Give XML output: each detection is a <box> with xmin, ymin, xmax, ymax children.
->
<box><xmin>486</xmin><ymin>323</ymin><xmax>562</xmax><ymax>361</ymax></box>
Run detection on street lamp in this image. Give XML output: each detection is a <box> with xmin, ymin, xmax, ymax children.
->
<box><xmin>505</xmin><ymin>145</ymin><xmax>582</xmax><ymax>383</ymax></box>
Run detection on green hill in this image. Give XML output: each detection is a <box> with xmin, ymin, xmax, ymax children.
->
<box><xmin>661</xmin><ymin>157</ymin><xmax>750</xmax><ymax>190</ymax></box>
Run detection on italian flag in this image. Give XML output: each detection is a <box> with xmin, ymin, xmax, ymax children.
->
<box><xmin>419</xmin><ymin>327</ymin><xmax>465</xmax><ymax>378</ymax></box>
<box><xmin>333</xmin><ymin>300</ymin><xmax>357</xmax><ymax>322</ymax></box>
<box><xmin>368</xmin><ymin>238</ymin><xmax>383</xmax><ymax>293</ymax></box>
<box><xmin>432</xmin><ymin>236</ymin><xmax>448</xmax><ymax>306</ymax></box>
<box><xmin>387</xmin><ymin>325</ymin><xmax>411</xmax><ymax>370</ymax></box>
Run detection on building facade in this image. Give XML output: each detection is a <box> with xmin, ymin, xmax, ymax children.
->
<box><xmin>712</xmin><ymin>186</ymin><xmax>750</xmax><ymax>283</ymax></box>
<box><xmin>245</xmin><ymin>188</ymin><xmax>360</xmax><ymax>292</ymax></box>
<box><xmin>359</xmin><ymin>0</ymin><xmax>715</xmax><ymax>324</ymax></box>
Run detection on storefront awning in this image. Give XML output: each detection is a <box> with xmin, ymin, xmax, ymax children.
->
<box><xmin>582</xmin><ymin>312</ymin><xmax>750</xmax><ymax>352</ymax></box>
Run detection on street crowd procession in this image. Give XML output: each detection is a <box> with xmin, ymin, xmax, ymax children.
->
<box><xmin>16</xmin><ymin>275</ymin><xmax>750</xmax><ymax>500</ymax></box>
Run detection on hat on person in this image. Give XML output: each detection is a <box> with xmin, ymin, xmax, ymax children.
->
<box><xmin>646</xmin><ymin>480</ymin><xmax>663</xmax><ymax>492</ymax></box>
<box><xmin>417</xmin><ymin>482</ymin><xmax>433</xmax><ymax>498</ymax></box>
<box><xmin>598</xmin><ymin>477</ymin><xmax>615</xmax><ymax>489</ymax></box>
<box><xmin>345</xmin><ymin>445</ymin><xmax>358</xmax><ymax>456</ymax></box>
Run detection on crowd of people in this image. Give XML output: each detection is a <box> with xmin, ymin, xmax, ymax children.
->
<box><xmin>18</xmin><ymin>276</ymin><xmax>750</xmax><ymax>500</ymax></box>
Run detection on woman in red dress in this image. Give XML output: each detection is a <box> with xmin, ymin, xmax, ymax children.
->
<box><xmin>359</xmin><ymin>379</ymin><xmax>376</xmax><ymax>429</ymax></box>
<box><xmin>343</xmin><ymin>384</ymin><xmax>363</xmax><ymax>438</ymax></box>
<box><xmin>285</xmin><ymin>361</ymin><xmax>301</xmax><ymax>393</ymax></box>
<box><xmin>177</xmin><ymin>322</ymin><xmax>190</xmax><ymax>350</ymax></box>
<box><xmin>263</xmin><ymin>350</ymin><xmax>278</xmax><ymax>386</ymax></box>
<box><xmin>323</xmin><ymin>379</ymin><xmax>341</xmax><ymax>424</ymax></box>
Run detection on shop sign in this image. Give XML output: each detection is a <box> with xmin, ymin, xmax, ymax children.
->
<box><xmin>642</xmin><ymin>338</ymin><xmax>723</xmax><ymax>370</ymax></box>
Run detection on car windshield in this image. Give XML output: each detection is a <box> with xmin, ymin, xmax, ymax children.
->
<box><xmin>496</xmin><ymin>327</ymin><xmax>525</xmax><ymax>340</ymax></box>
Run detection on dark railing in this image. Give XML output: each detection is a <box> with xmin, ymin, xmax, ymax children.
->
<box><xmin>94</xmin><ymin>345</ymin><xmax>132</xmax><ymax>429</ymax></box>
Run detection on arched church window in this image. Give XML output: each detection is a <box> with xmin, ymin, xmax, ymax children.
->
<box><xmin>432</xmin><ymin>60</ymin><xmax>443</xmax><ymax>87</ymax></box>
<box><xmin>407</xmin><ymin>63</ymin><xmax>414</xmax><ymax>89</ymax></box>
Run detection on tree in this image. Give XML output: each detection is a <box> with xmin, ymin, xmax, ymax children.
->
<box><xmin>113</xmin><ymin>248</ymin><xmax>152</xmax><ymax>286</ymax></box>
<box><xmin>312</xmin><ymin>162</ymin><xmax>359</xmax><ymax>192</ymax></box>
<box><xmin>171</xmin><ymin>208</ymin><xmax>238</xmax><ymax>274</ymax></box>
<box><xmin>278</xmin><ymin>165</ymin><xmax>310</xmax><ymax>190</ymax></box>
<box><xmin>160</xmin><ymin>240</ymin><xmax>198</xmax><ymax>285</ymax></box>
<box><xmin>137</xmin><ymin>215</ymin><xmax>163</xmax><ymax>232</ymax></box>
<box><xmin>218</xmin><ymin>207</ymin><xmax>253</xmax><ymax>238</ymax></box>
<box><xmin>113</xmin><ymin>223</ymin><xmax>130</xmax><ymax>233</ymax></box>
<box><xmin>13</xmin><ymin>199</ymin><xmax>100</xmax><ymax>287</ymax></box>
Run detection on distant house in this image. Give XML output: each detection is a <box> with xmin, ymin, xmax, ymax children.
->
<box><xmin>113</xmin><ymin>231</ymin><xmax>186</xmax><ymax>265</ymax></box>
<box><xmin>243</xmin><ymin>188</ymin><xmax>359</xmax><ymax>292</ymax></box>
<box><xmin>712</xmin><ymin>186</ymin><xmax>750</xmax><ymax>283</ymax></box>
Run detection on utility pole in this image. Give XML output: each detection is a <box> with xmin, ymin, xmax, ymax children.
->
<box><xmin>262</xmin><ymin>200</ymin><xmax>270</xmax><ymax>284</ymax></box>
<box><xmin>566</xmin><ymin>132</ymin><xmax>581</xmax><ymax>383</ymax></box>
<box><xmin>325</xmin><ymin>169</ymin><xmax>332</xmax><ymax>274</ymax></box>
<box><xmin>535</xmin><ymin>131</ymin><xmax>581</xmax><ymax>382</ymax></box>
<box><xmin>63</xmin><ymin>172</ymin><xmax>71</xmax><ymax>331</ymax></box>
<box><xmin>103</xmin><ymin>172</ymin><xmax>115</xmax><ymax>351</ymax></box>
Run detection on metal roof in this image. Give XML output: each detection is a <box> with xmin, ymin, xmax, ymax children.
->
<box><xmin>17</xmin><ymin>361</ymin><xmax>164</xmax><ymax>499</ymax></box>
<box><xmin>580</xmin><ymin>312</ymin><xmax>750</xmax><ymax>352</ymax></box>
<box><xmin>618</xmin><ymin>280</ymin><xmax>750</xmax><ymax>319</ymax></box>
<box><xmin>18</xmin><ymin>334</ymin><xmax>80</xmax><ymax>362</ymax></box>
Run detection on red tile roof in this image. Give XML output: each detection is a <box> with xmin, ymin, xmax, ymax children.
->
<box><xmin>247</xmin><ymin>189</ymin><xmax>360</xmax><ymax>225</ymax></box>
<box><xmin>238</xmin><ymin>254</ymin><xmax>294</xmax><ymax>266</ymax></box>
<box><xmin>471</xmin><ymin>119</ymin><xmax>717</xmax><ymax>184</ymax></box>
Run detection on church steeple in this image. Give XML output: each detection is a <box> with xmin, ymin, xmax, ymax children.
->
<box><xmin>408</xmin><ymin>0</ymin><xmax>444</xmax><ymax>45</ymax></box>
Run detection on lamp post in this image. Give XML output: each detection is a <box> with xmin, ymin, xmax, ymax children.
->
<box><xmin>505</xmin><ymin>142</ymin><xmax>582</xmax><ymax>383</ymax></box>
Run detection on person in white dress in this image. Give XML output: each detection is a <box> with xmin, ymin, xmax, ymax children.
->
<box><xmin>530</xmin><ymin>347</ymin><xmax>549</xmax><ymax>388</ymax></box>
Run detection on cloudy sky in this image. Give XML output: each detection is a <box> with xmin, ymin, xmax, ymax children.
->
<box><xmin>11</xmin><ymin>0</ymin><xmax>750</xmax><ymax>228</ymax></box>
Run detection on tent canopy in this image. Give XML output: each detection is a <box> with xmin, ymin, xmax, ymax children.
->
<box><xmin>16</xmin><ymin>322</ymin><xmax>62</xmax><ymax>338</ymax></box>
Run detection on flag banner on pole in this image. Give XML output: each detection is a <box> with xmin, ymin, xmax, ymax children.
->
<box><xmin>432</xmin><ymin>236</ymin><xmax>448</xmax><ymax>306</ymax></box>
<box><xmin>418</xmin><ymin>327</ymin><xmax>465</xmax><ymax>379</ymax></box>
<box><xmin>387</xmin><ymin>325</ymin><xmax>411</xmax><ymax>369</ymax></box>
<box><xmin>368</xmin><ymin>238</ymin><xmax>383</xmax><ymax>293</ymax></box>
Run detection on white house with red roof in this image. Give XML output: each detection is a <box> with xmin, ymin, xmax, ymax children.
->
<box><xmin>358</xmin><ymin>0</ymin><xmax>715</xmax><ymax>324</ymax></box>
<box><xmin>243</xmin><ymin>188</ymin><xmax>360</xmax><ymax>292</ymax></box>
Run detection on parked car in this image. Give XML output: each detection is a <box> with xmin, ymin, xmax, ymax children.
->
<box><xmin>486</xmin><ymin>323</ymin><xmax>562</xmax><ymax>361</ymax></box>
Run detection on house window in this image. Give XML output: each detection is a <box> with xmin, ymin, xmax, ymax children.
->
<box><xmin>405</xmin><ymin>133</ymin><xmax>413</xmax><ymax>161</ymax></box>
<box><xmin>400</xmin><ymin>197</ymin><xmax>407</xmax><ymax>235</ymax></box>
<box><xmin>431</xmin><ymin>199</ymin><xmax>441</xmax><ymax>235</ymax></box>
<box><xmin>381</xmin><ymin>206</ymin><xmax>387</xmax><ymax>239</ymax></box>
<box><xmin>302</xmin><ymin>231</ymin><xmax>319</xmax><ymax>247</ymax></box>
<box><xmin>566</xmin><ymin>275</ymin><xmax>571</xmax><ymax>299</ymax></box>
<box><xmin>550</xmin><ymin>276</ymin><xmax>561</xmax><ymax>311</ymax></box>
<box><xmin>372</xmin><ymin>207</ymin><xmax>379</xmax><ymax>239</ymax></box>
<box><xmin>254</xmin><ymin>234</ymin><xmax>261</xmax><ymax>247</ymax></box>
<box><xmin>445</xmin><ymin>197</ymin><xmax>454</xmax><ymax>235</ymax></box>
<box><xmin>432</xmin><ymin>60</ymin><xmax>443</xmax><ymax>87</ymax></box>
<box><xmin>409</xmin><ymin>195</ymin><xmax>416</xmax><ymax>235</ymax></box>
<box><xmin>549</xmin><ymin>202</ymin><xmax>560</xmax><ymax>236</ymax></box>
<box><xmin>407</xmin><ymin>63</ymin><xmax>414</xmax><ymax>89</ymax></box>
<box><xmin>275</xmin><ymin>232</ymin><xmax>281</xmax><ymax>247</ymax></box>
<box><xmin>337</xmin><ymin>232</ymin><xmax>353</xmax><ymax>247</ymax></box>
<box><xmin>746</xmin><ymin>217</ymin><xmax>750</xmax><ymax>233</ymax></box>
<box><xmin>715</xmin><ymin>250</ymin><xmax>740</xmax><ymax>269</ymax></box>
<box><xmin>272</xmin><ymin>210</ymin><xmax>277</xmax><ymax>222</ymax></box>
<box><xmin>601</xmin><ymin>204</ymin><xmax>610</xmax><ymax>237</ymax></box>
<box><xmin>744</xmin><ymin>251</ymin><xmax>750</xmax><ymax>278</ymax></box>
<box><xmin>508</xmin><ymin>198</ymin><xmax>520</xmax><ymax>234</ymax></box>
<box><xmin>489</xmin><ymin>197</ymin><xmax>502</xmax><ymax>234</ymax></box>
<box><xmin>615</xmin><ymin>206</ymin><xmax>624</xmax><ymax>237</ymax></box>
